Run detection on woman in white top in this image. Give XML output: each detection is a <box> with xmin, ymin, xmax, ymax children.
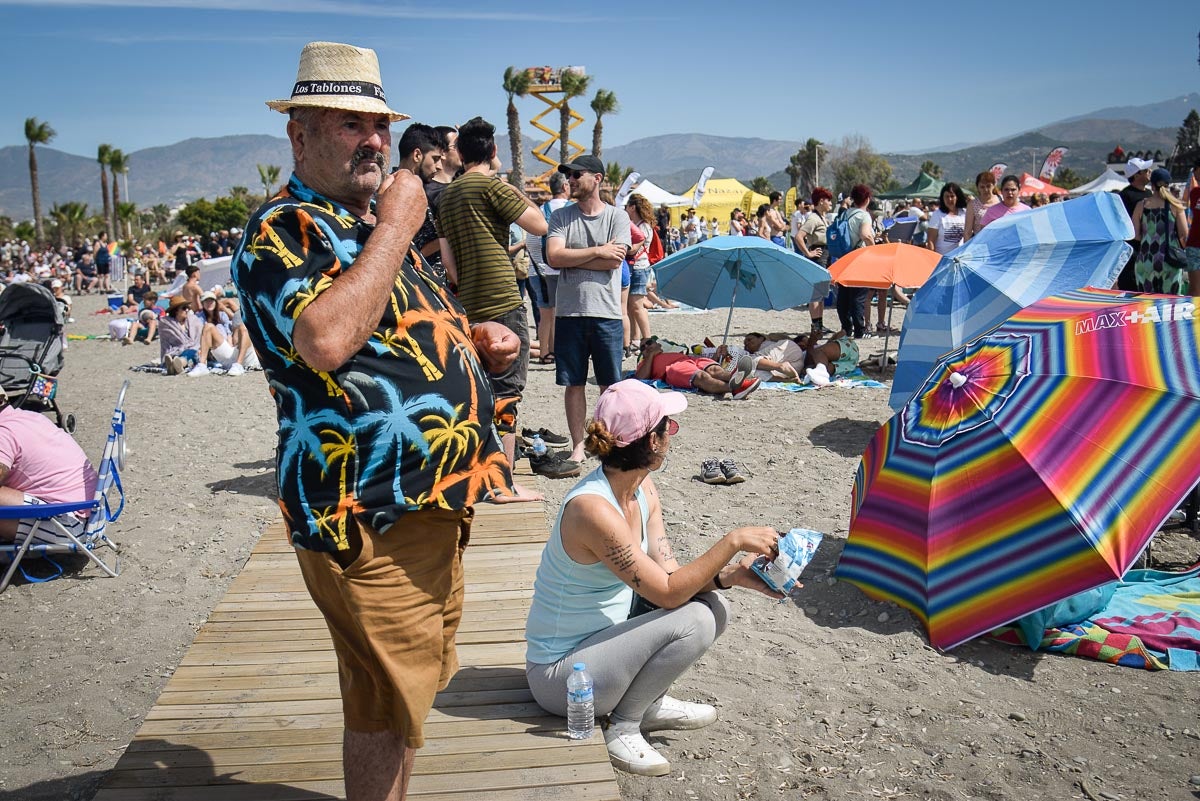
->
<box><xmin>709</xmin><ymin>216</ymin><xmax>721</xmax><ymax>237</ymax></box>
<box><xmin>963</xmin><ymin>171</ymin><xmax>999</xmax><ymax>241</ymax></box>
<box><xmin>927</xmin><ymin>182</ymin><xmax>968</xmax><ymax>256</ymax></box>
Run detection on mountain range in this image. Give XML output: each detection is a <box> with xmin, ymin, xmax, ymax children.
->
<box><xmin>1</xmin><ymin>93</ymin><xmax>1196</xmax><ymax>221</ymax></box>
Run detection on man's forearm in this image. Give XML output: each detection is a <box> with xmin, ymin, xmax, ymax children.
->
<box><xmin>293</xmin><ymin>223</ymin><xmax>411</xmax><ymax>372</ymax></box>
<box><xmin>548</xmin><ymin>246</ymin><xmax>623</xmax><ymax>271</ymax></box>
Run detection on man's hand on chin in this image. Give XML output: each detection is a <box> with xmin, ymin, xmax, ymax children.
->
<box><xmin>470</xmin><ymin>322</ymin><xmax>519</xmax><ymax>374</ymax></box>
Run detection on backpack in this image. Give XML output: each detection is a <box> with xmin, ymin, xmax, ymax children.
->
<box><xmin>647</xmin><ymin>226</ymin><xmax>665</xmax><ymax>265</ymax></box>
<box><xmin>826</xmin><ymin>208</ymin><xmax>854</xmax><ymax>263</ymax></box>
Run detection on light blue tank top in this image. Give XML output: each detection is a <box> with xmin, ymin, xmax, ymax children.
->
<box><xmin>525</xmin><ymin>466</ymin><xmax>649</xmax><ymax>664</ymax></box>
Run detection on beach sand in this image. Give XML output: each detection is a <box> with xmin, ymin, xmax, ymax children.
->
<box><xmin>2</xmin><ymin>292</ymin><xmax>1198</xmax><ymax>801</ymax></box>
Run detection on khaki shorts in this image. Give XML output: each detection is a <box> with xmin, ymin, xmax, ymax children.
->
<box><xmin>295</xmin><ymin>507</ymin><xmax>472</xmax><ymax>747</ymax></box>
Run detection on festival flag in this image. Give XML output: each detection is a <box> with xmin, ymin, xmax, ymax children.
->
<box><xmin>614</xmin><ymin>171</ymin><xmax>641</xmax><ymax>207</ymax></box>
<box><xmin>692</xmin><ymin>166</ymin><xmax>714</xmax><ymax>209</ymax></box>
<box><xmin>989</xmin><ymin>163</ymin><xmax>1008</xmax><ymax>181</ymax></box>
<box><xmin>1038</xmin><ymin>147</ymin><xmax>1069</xmax><ymax>181</ymax></box>
<box><xmin>784</xmin><ymin>186</ymin><xmax>797</xmax><ymax>217</ymax></box>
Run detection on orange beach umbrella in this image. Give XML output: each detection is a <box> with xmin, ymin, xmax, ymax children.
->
<box><xmin>829</xmin><ymin>243</ymin><xmax>940</xmax><ymax>289</ymax></box>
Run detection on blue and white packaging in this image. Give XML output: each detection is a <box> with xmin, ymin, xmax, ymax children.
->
<box><xmin>751</xmin><ymin>528</ymin><xmax>823</xmax><ymax>594</ymax></box>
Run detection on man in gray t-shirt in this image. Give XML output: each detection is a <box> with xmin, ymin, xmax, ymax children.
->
<box><xmin>546</xmin><ymin>154</ymin><xmax>632</xmax><ymax>462</ymax></box>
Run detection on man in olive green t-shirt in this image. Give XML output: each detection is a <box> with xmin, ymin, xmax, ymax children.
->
<box><xmin>438</xmin><ymin>116</ymin><xmax>548</xmax><ymax>502</ymax></box>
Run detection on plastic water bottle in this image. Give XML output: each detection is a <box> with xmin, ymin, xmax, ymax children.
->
<box><xmin>566</xmin><ymin>662</ymin><xmax>595</xmax><ymax>739</ymax></box>
<box><xmin>531</xmin><ymin>433</ymin><xmax>547</xmax><ymax>458</ymax></box>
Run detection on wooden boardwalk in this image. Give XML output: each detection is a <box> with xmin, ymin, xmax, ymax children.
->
<box><xmin>96</xmin><ymin>480</ymin><xmax>622</xmax><ymax>800</ymax></box>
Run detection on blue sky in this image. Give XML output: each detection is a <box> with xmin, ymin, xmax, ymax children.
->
<box><xmin>0</xmin><ymin>0</ymin><xmax>1197</xmax><ymax>158</ymax></box>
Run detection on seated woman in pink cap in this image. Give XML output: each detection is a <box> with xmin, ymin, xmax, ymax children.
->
<box><xmin>524</xmin><ymin>379</ymin><xmax>785</xmax><ymax>777</ymax></box>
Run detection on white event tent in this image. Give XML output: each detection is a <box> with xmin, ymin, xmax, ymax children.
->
<box><xmin>626</xmin><ymin>179</ymin><xmax>691</xmax><ymax>207</ymax></box>
<box><xmin>1070</xmin><ymin>169</ymin><xmax>1129</xmax><ymax>195</ymax></box>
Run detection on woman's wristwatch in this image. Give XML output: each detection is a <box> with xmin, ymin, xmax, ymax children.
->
<box><xmin>713</xmin><ymin>569</ymin><xmax>731</xmax><ymax>590</ymax></box>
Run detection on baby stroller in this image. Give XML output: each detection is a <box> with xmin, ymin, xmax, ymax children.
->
<box><xmin>0</xmin><ymin>283</ymin><xmax>74</xmax><ymax>432</ymax></box>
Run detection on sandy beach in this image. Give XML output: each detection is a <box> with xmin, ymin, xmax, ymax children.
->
<box><xmin>2</xmin><ymin>292</ymin><xmax>1198</xmax><ymax>801</ymax></box>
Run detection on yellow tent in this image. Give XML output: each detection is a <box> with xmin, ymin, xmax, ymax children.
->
<box><xmin>670</xmin><ymin>178</ymin><xmax>770</xmax><ymax>231</ymax></box>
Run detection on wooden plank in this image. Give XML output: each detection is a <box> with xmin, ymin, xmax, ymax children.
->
<box><xmin>128</xmin><ymin>714</ymin><xmax>568</xmax><ymax>751</ymax></box>
<box><xmin>95</xmin><ymin>780</ymin><xmax>619</xmax><ymax>801</ymax></box>
<box><xmin>104</xmin><ymin>744</ymin><xmax>606</xmax><ymax>787</ymax></box>
<box><xmin>118</xmin><ymin>730</ymin><xmax>583</xmax><ymax>769</ymax></box>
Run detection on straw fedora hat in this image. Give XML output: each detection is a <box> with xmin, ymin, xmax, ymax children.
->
<box><xmin>267</xmin><ymin>41</ymin><xmax>409</xmax><ymax>122</ymax></box>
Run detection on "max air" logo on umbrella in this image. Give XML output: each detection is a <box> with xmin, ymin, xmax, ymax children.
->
<box><xmin>1075</xmin><ymin>302</ymin><xmax>1195</xmax><ymax>335</ymax></box>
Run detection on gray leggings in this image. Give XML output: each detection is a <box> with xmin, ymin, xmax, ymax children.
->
<box><xmin>525</xmin><ymin>592</ymin><xmax>729</xmax><ymax>725</ymax></box>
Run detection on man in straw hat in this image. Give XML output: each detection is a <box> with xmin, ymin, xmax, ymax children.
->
<box><xmin>232</xmin><ymin>41</ymin><xmax>520</xmax><ymax>800</ymax></box>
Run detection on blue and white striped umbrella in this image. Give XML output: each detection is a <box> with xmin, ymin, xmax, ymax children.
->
<box><xmin>655</xmin><ymin>236</ymin><xmax>830</xmax><ymax>342</ymax></box>
<box><xmin>888</xmin><ymin>192</ymin><xmax>1133</xmax><ymax>411</ymax></box>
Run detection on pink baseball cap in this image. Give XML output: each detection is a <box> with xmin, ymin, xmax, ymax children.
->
<box><xmin>593</xmin><ymin>379</ymin><xmax>688</xmax><ymax>447</ymax></box>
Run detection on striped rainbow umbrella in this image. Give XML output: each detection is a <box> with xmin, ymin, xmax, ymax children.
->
<box><xmin>836</xmin><ymin>287</ymin><xmax>1200</xmax><ymax>650</ymax></box>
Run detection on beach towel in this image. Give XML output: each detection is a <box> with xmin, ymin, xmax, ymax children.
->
<box><xmin>989</xmin><ymin>564</ymin><xmax>1200</xmax><ymax>671</ymax></box>
<box><xmin>631</xmin><ymin>369</ymin><xmax>886</xmax><ymax>393</ymax></box>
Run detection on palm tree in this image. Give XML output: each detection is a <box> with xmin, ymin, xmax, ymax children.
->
<box><xmin>229</xmin><ymin>186</ymin><xmax>254</xmax><ymax>207</ymax></box>
<box><xmin>558</xmin><ymin>70</ymin><xmax>591</xmax><ymax>163</ymax></box>
<box><xmin>97</xmin><ymin>144</ymin><xmax>113</xmax><ymax>238</ymax></box>
<box><xmin>24</xmin><ymin>117</ymin><xmax>55</xmax><ymax>245</ymax></box>
<box><xmin>604</xmin><ymin>161</ymin><xmax>633</xmax><ymax>190</ymax></box>
<box><xmin>501</xmin><ymin>67</ymin><xmax>532</xmax><ymax>191</ymax></box>
<box><xmin>117</xmin><ymin>201</ymin><xmax>137</xmax><ymax>240</ymax></box>
<box><xmin>589</xmin><ymin>89</ymin><xmax>619</xmax><ymax>159</ymax></box>
<box><xmin>750</xmin><ymin>176</ymin><xmax>774</xmax><ymax>195</ymax></box>
<box><xmin>785</xmin><ymin>150</ymin><xmax>804</xmax><ymax>192</ymax></box>
<box><xmin>50</xmin><ymin>201</ymin><xmax>90</xmax><ymax>247</ymax></box>
<box><xmin>257</xmin><ymin>164</ymin><xmax>281</xmax><ymax>200</ymax></box>
<box><xmin>108</xmin><ymin>149</ymin><xmax>128</xmax><ymax>238</ymax></box>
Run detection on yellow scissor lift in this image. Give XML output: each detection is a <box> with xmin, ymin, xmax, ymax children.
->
<box><xmin>524</xmin><ymin>66</ymin><xmax>587</xmax><ymax>194</ymax></box>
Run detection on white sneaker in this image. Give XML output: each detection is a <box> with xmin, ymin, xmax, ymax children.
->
<box><xmin>604</xmin><ymin>725</ymin><xmax>670</xmax><ymax>776</ymax></box>
<box><xmin>186</xmin><ymin>363</ymin><xmax>210</xmax><ymax>377</ymax></box>
<box><xmin>226</xmin><ymin>363</ymin><xmax>246</xmax><ymax>376</ymax></box>
<box><xmin>641</xmin><ymin>695</ymin><xmax>718</xmax><ymax>732</ymax></box>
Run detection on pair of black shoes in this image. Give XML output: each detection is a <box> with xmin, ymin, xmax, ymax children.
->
<box><xmin>520</xmin><ymin>427</ymin><xmax>582</xmax><ymax>479</ymax></box>
<box><xmin>520</xmin><ymin>427</ymin><xmax>569</xmax><ymax>448</ymax></box>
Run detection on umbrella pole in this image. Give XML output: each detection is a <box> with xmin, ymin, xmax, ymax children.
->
<box><xmin>881</xmin><ymin>287</ymin><xmax>894</xmax><ymax>374</ymax></box>
<box><xmin>722</xmin><ymin>257</ymin><xmax>740</xmax><ymax>346</ymax></box>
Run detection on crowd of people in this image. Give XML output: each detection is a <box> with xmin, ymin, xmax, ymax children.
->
<box><xmin>6</xmin><ymin>38</ymin><xmax>1198</xmax><ymax>799</ymax></box>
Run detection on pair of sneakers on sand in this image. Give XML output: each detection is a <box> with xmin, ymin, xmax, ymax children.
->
<box><xmin>604</xmin><ymin>695</ymin><xmax>718</xmax><ymax>776</ymax></box>
<box><xmin>699</xmin><ymin>458</ymin><xmax>746</xmax><ymax>485</ymax></box>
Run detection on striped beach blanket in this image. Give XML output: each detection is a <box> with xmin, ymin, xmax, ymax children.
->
<box><xmin>990</xmin><ymin>565</ymin><xmax>1200</xmax><ymax>671</ymax></box>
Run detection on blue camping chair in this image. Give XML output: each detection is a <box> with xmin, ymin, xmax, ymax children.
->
<box><xmin>0</xmin><ymin>381</ymin><xmax>128</xmax><ymax>592</ymax></box>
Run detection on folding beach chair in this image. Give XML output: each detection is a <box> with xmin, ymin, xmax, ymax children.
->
<box><xmin>0</xmin><ymin>380</ymin><xmax>128</xmax><ymax>592</ymax></box>
<box><xmin>884</xmin><ymin>219</ymin><xmax>919</xmax><ymax>245</ymax></box>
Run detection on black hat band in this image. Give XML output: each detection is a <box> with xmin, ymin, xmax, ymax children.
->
<box><xmin>291</xmin><ymin>80</ymin><xmax>386</xmax><ymax>102</ymax></box>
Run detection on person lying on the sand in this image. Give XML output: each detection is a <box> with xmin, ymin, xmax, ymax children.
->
<box><xmin>525</xmin><ymin>380</ymin><xmax>787</xmax><ymax>777</ymax></box>
<box><xmin>737</xmin><ymin>331</ymin><xmax>860</xmax><ymax>385</ymax></box>
<box><xmin>634</xmin><ymin>338</ymin><xmax>760</xmax><ymax>399</ymax></box>
<box><xmin>740</xmin><ymin>331</ymin><xmax>807</xmax><ymax>382</ymax></box>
